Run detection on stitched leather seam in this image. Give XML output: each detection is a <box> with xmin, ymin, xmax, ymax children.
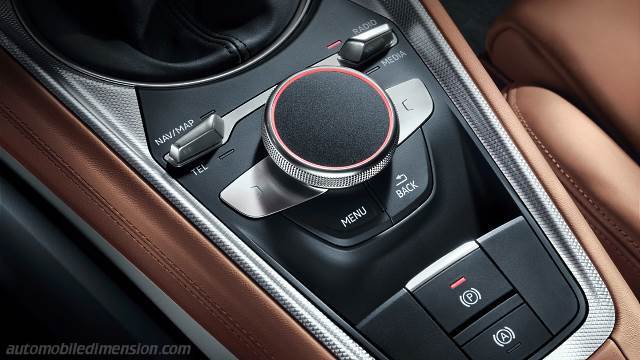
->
<box><xmin>608</xmin><ymin>337</ymin><xmax>630</xmax><ymax>360</ymax></box>
<box><xmin>0</xmin><ymin>105</ymin><xmax>266</xmax><ymax>360</ymax></box>
<box><xmin>172</xmin><ymin>2</ymin><xmax>250</xmax><ymax>60</ymax></box>
<box><xmin>0</xmin><ymin>103</ymin><xmax>274</xmax><ymax>360</ymax></box>
<box><xmin>165</xmin><ymin>2</ymin><xmax>241</xmax><ymax>63</ymax></box>
<box><xmin>508</xmin><ymin>89</ymin><xmax>638</xmax><ymax>253</ymax></box>
<box><xmin>585</xmin><ymin>217</ymin><xmax>640</xmax><ymax>277</ymax></box>
<box><xmin>488</xmin><ymin>24</ymin><xmax>607</xmax><ymax>122</ymax></box>
<box><xmin>1</xmin><ymin>104</ymin><xmax>271</xmax><ymax>359</ymax></box>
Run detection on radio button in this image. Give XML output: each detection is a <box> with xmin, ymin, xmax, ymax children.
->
<box><xmin>338</xmin><ymin>23</ymin><xmax>397</xmax><ymax>67</ymax></box>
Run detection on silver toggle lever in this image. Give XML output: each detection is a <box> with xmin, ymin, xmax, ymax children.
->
<box><xmin>163</xmin><ymin>54</ymin><xmax>342</xmax><ymax>168</ymax></box>
<box><xmin>164</xmin><ymin>114</ymin><xmax>225</xmax><ymax>168</ymax></box>
<box><xmin>338</xmin><ymin>23</ymin><xmax>397</xmax><ymax>67</ymax></box>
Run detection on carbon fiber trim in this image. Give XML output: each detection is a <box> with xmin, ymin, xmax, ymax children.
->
<box><xmin>0</xmin><ymin>0</ymin><xmax>615</xmax><ymax>359</ymax></box>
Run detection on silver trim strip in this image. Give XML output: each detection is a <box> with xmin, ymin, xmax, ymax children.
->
<box><xmin>406</xmin><ymin>241</ymin><xmax>478</xmax><ymax>291</ymax></box>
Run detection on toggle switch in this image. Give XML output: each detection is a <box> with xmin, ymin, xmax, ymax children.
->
<box><xmin>338</xmin><ymin>23</ymin><xmax>397</xmax><ymax>67</ymax></box>
<box><xmin>164</xmin><ymin>113</ymin><xmax>225</xmax><ymax>168</ymax></box>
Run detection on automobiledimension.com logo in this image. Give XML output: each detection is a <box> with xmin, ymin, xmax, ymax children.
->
<box><xmin>5</xmin><ymin>343</ymin><xmax>192</xmax><ymax>357</ymax></box>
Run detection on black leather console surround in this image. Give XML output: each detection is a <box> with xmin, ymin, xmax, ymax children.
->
<box><xmin>15</xmin><ymin>0</ymin><xmax>301</xmax><ymax>83</ymax></box>
<box><xmin>133</xmin><ymin>1</ymin><xmax>587</xmax><ymax>358</ymax></box>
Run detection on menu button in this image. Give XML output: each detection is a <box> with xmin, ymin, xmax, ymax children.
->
<box><xmin>340</xmin><ymin>206</ymin><xmax>369</xmax><ymax>228</ymax></box>
<box><xmin>284</xmin><ymin>185</ymin><xmax>392</xmax><ymax>247</ymax></box>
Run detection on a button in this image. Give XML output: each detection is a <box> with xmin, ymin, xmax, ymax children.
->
<box><xmin>338</xmin><ymin>24</ymin><xmax>397</xmax><ymax>67</ymax></box>
<box><xmin>284</xmin><ymin>185</ymin><xmax>391</xmax><ymax>247</ymax></box>
<box><xmin>454</xmin><ymin>294</ymin><xmax>524</xmax><ymax>345</ymax></box>
<box><xmin>368</xmin><ymin>130</ymin><xmax>432</xmax><ymax>222</ymax></box>
<box><xmin>385</xmin><ymin>78</ymin><xmax>434</xmax><ymax>143</ymax></box>
<box><xmin>463</xmin><ymin>305</ymin><xmax>551</xmax><ymax>360</ymax></box>
<box><xmin>412</xmin><ymin>248</ymin><xmax>513</xmax><ymax>332</ymax></box>
<box><xmin>220</xmin><ymin>157</ymin><xmax>326</xmax><ymax>218</ymax></box>
<box><xmin>164</xmin><ymin>114</ymin><xmax>225</xmax><ymax>168</ymax></box>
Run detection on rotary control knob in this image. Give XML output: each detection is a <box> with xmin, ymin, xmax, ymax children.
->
<box><xmin>263</xmin><ymin>66</ymin><xmax>398</xmax><ymax>189</ymax></box>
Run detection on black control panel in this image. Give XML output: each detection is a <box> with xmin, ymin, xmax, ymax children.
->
<box><xmin>359</xmin><ymin>218</ymin><xmax>579</xmax><ymax>359</ymax></box>
<box><xmin>136</xmin><ymin>1</ymin><xmax>587</xmax><ymax>358</ymax></box>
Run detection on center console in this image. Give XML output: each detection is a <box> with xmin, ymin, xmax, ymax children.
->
<box><xmin>136</xmin><ymin>2</ymin><xmax>586</xmax><ymax>358</ymax></box>
<box><xmin>0</xmin><ymin>0</ymin><xmax>616</xmax><ymax>359</ymax></box>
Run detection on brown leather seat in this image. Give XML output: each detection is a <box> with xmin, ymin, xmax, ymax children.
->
<box><xmin>504</xmin><ymin>85</ymin><xmax>640</xmax><ymax>296</ymax></box>
<box><xmin>486</xmin><ymin>0</ymin><xmax>640</xmax><ymax>157</ymax></box>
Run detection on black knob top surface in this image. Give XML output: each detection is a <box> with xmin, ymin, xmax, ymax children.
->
<box><xmin>264</xmin><ymin>66</ymin><xmax>397</xmax><ymax>188</ymax></box>
<box><xmin>267</xmin><ymin>66</ymin><xmax>395</xmax><ymax>170</ymax></box>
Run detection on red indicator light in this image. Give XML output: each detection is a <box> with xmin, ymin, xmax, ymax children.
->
<box><xmin>450</xmin><ymin>276</ymin><xmax>467</xmax><ymax>289</ymax></box>
<box><xmin>326</xmin><ymin>40</ymin><xmax>342</xmax><ymax>49</ymax></box>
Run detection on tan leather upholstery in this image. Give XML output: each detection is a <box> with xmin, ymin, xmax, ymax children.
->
<box><xmin>486</xmin><ymin>0</ymin><xmax>640</xmax><ymax>154</ymax></box>
<box><xmin>421</xmin><ymin>0</ymin><xmax>640</xmax><ymax>358</ymax></box>
<box><xmin>590</xmin><ymin>339</ymin><xmax>626</xmax><ymax>360</ymax></box>
<box><xmin>505</xmin><ymin>86</ymin><xmax>640</xmax><ymax>296</ymax></box>
<box><xmin>0</xmin><ymin>49</ymin><xmax>333</xmax><ymax>360</ymax></box>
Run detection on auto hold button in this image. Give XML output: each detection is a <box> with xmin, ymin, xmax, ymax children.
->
<box><xmin>463</xmin><ymin>304</ymin><xmax>551</xmax><ymax>359</ymax></box>
<box><xmin>284</xmin><ymin>185</ymin><xmax>391</xmax><ymax>247</ymax></box>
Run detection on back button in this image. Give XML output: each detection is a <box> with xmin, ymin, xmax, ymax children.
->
<box><xmin>368</xmin><ymin>130</ymin><xmax>433</xmax><ymax>222</ymax></box>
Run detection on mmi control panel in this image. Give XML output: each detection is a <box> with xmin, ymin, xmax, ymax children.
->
<box><xmin>137</xmin><ymin>1</ymin><xmax>587</xmax><ymax>359</ymax></box>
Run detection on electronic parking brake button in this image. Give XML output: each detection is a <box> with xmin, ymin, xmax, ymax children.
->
<box><xmin>406</xmin><ymin>242</ymin><xmax>513</xmax><ymax>333</ymax></box>
<box><xmin>284</xmin><ymin>185</ymin><xmax>391</xmax><ymax>247</ymax></box>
